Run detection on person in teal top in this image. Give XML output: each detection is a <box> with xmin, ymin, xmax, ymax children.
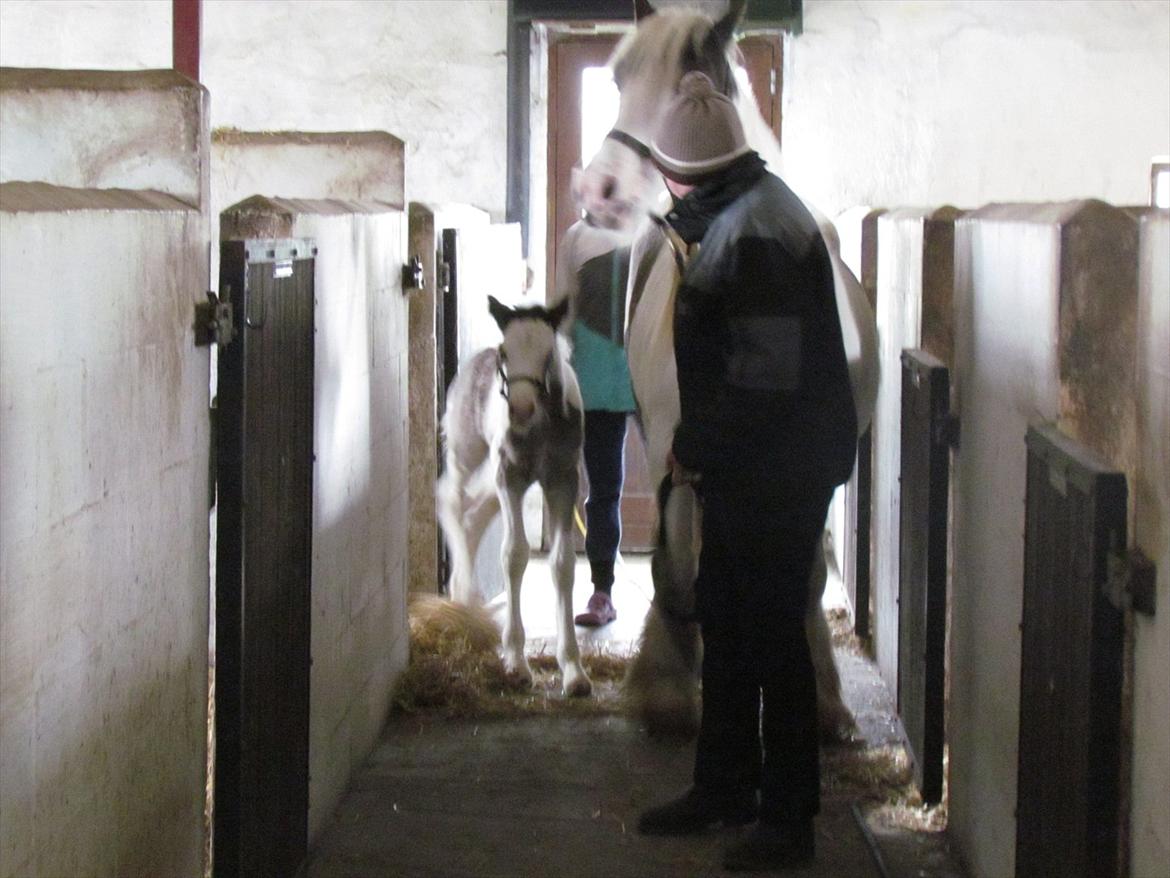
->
<box><xmin>553</xmin><ymin>219</ymin><xmax>636</xmax><ymax>626</ymax></box>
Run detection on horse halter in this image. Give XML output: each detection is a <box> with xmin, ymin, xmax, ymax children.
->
<box><xmin>496</xmin><ymin>346</ymin><xmax>553</xmax><ymax>402</ymax></box>
<box><xmin>605</xmin><ymin>128</ymin><xmax>652</xmax><ymax>161</ymax></box>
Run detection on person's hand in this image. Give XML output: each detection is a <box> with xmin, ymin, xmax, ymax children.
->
<box><xmin>666</xmin><ymin>449</ymin><xmax>700</xmax><ymax>486</ymax></box>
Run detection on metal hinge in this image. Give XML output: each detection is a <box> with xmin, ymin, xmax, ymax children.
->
<box><xmin>402</xmin><ymin>255</ymin><xmax>425</xmax><ymax>292</ymax></box>
<box><xmin>194</xmin><ymin>288</ymin><xmax>235</xmax><ymax>347</ymax></box>
<box><xmin>1106</xmin><ymin>545</ymin><xmax>1157</xmax><ymax>616</ymax></box>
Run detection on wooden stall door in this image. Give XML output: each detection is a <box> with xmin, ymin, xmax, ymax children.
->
<box><xmin>215</xmin><ymin>239</ymin><xmax>315</xmax><ymax>878</ymax></box>
<box><xmin>1017</xmin><ymin>425</ymin><xmax>1126</xmax><ymax>878</ymax></box>
<box><xmin>897</xmin><ymin>349</ymin><xmax>953</xmax><ymax>805</ymax></box>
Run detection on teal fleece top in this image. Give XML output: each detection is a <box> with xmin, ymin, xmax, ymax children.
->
<box><xmin>556</xmin><ymin>222</ymin><xmax>636</xmax><ymax>413</ymax></box>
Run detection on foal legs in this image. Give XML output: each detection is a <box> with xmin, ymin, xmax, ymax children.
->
<box><xmin>436</xmin><ymin>462</ymin><xmax>500</xmax><ymax>605</ymax></box>
<box><xmin>546</xmin><ymin>480</ymin><xmax>591</xmax><ymax>698</ymax></box>
<box><xmin>497</xmin><ymin>475</ymin><xmax>533</xmax><ymax>686</ymax></box>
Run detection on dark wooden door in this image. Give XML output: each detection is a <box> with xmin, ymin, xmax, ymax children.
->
<box><xmin>897</xmin><ymin>349</ymin><xmax>952</xmax><ymax>805</ymax></box>
<box><xmin>1017</xmin><ymin>424</ymin><xmax>1126</xmax><ymax>878</ymax></box>
<box><xmin>215</xmin><ymin>238</ymin><xmax>315</xmax><ymax>878</ymax></box>
<box><xmin>547</xmin><ymin>33</ymin><xmax>782</xmax><ymax>553</ymax></box>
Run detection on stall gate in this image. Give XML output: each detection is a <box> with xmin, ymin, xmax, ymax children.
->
<box><xmin>898</xmin><ymin>349</ymin><xmax>954</xmax><ymax>805</ymax></box>
<box><xmin>1017</xmin><ymin>424</ymin><xmax>1126</xmax><ymax>878</ymax></box>
<box><xmin>215</xmin><ymin>238</ymin><xmax>316</xmax><ymax>878</ymax></box>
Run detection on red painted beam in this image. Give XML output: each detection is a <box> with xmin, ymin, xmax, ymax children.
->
<box><xmin>173</xmin><ymin>0</ymin><xmax>201</xmax><ymax>82</ymax></box>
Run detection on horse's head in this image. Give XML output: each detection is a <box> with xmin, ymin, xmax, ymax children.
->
<box><xmin>488</xmin><ymin>295</ymin><xmax>570</xmax><ymax>429</ymax></box>
<box><xmin>574</xmin><ymin>0</ymin><xmax>746</xmax><ymax>232</ymax></box>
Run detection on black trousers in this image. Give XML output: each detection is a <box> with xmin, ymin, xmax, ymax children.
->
<box><xmin>582</xmin><ymin>410</ymin><xmax>628</xmax><ymax>592</ymax></box>
<box><xmin>692</xmin><ymin>483</ymin><xmax>834</xmax><ymax>823</ymax></box>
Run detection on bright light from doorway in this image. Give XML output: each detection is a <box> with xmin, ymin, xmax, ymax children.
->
<box><xmin>581</xmin><ymin>66</ymin><xmax>620</xmax><ymax>167</ymax></box>
<box><xmin>1152</xmin><ymin>157</ymin><xmax>1169</xmax><ymax>209</ymax></box>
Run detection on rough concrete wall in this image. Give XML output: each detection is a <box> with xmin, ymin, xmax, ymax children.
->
<box><xmin>0</xmin><ymin>68</ymin><xmax>209</xmax><ymax>209</ymax></box>
<box><xmin>300</xmin><ymin>205</ymin><xmax>410</xmax><ymax>843</ymax></box>
<box><xmin>1132</xmin><ymin>211</ymin><xmax>1170</xmax><ymax>877</ymax></box>
<box><xmin>221</xmin><ymin>196</ymin><xmax>411</xmax><ymax>845</ymax></box>
<box><xmin>0</xmin><ymin>188</ymin><xmax>209</xmax><ymax>878</ymax></box>
<box><xmin>948</xmin><ymin>202</ymin><xmax>1140</xmax><ymax>878</ymax></box>
<box><xmin>211</xmin><ymin>130</ymin><xmax>404</xmax><ymax>210</ymax></box>
<box><xmin>785</xmin><ymin>0</ymin><xmax>1170</xmax><ymax>218</ymax></box>
<box><xmin>0</xmin><ymin>65</ymin><xmax>211</xmax><ymax>878</ymax></box>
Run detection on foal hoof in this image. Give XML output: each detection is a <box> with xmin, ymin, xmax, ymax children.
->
<box><xmin>563</xmin><ymin>673</ymin><xmax>592</xmax><ymax>699</ymax></box>
<box><xmin>504</xmin><ymin>662</ymin><xmax>533</xmax><ymax>690</ymax></box>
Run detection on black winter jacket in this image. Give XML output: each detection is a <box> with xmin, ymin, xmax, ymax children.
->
<box><xmin>669</xmin><ymin>163</ymin><xmax>858</xmax><ymax>495</ymax></box>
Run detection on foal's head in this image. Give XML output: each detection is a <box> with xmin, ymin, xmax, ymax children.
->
<box><xmin>489</xmin><ymin>296</ymin><xmax>570</xmax><ymax>429</ymax></box>
<box><xmin>574</xmin><ymin>0</ymin><xmax>746</xmax><ymax>231</ymax></box>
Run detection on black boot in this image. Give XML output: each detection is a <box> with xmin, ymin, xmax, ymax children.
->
<box><xmin>722</xmin><ymin>818</ymin><xmax>815</xmax><ymax>871</ymax></box>
<box><xmin>637</xmin><ymin>786</ymin><xmax>757</xmax><ymax>836</ymax></box>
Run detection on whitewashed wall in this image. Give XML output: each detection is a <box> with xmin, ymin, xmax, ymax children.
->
<box><xmin>1133</xmin><ymin>211</ymin><xmax>1170</xmax><ymax>878</ymax></box>
<box><xmin>0</xmin><ymin>0</ymin><xmax>508</xmax><ymax>218</ymax></box>
<box><xmin>0</xmin><ymin>69</ymin><xmax>211</xmax><ymax>877</ymax></box>
<box><xmin>4</xmin><ymin>0</ymin><xmax>1166</xmax><ymax>252</ymax></box>
<box><xmin>202</xmin><ymin>0</ymin><xmax>507</xmax><ymax>218</ymax></box>
<box><xmin>784</xmin><ymin>0</ymin><xmax>1170</xmax><ymax>218</ymax></box>
<box><xmin>292</xmin><ymin>204</ymin><xmax>410</xmax><ymax>844</ymax></box>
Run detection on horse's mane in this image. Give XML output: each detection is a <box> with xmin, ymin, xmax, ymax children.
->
<box><xmin>609</xmin><ymin>9</ymin><xmax>738</xmax><ymax>99</ymax></box>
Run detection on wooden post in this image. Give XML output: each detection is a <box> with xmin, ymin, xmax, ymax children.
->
<box><xmin>173</xmin><ymin>0</ymin><xmax>201</xmax><ymax>82</ymax></box>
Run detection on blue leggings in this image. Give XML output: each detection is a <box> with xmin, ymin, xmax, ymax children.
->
<box><xmin>583</xmin><ymin>410</ymin><xmax>628</xmax><ymax>593</ymax></box>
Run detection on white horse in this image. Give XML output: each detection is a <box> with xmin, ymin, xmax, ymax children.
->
<box><xmin>573</xmin><ymin>0</ymin><xmax>879</xmax><ymax>738</ymax></box>
<box><xmin>436</xmin><ymin>295</ymin><xmax>592</xmax><ymax>697</ymax></box>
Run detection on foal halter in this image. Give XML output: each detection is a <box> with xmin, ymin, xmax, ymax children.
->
<box><xmin>496</xmin><ymin>346</ymin><xmax>553</xmax><ymax>402</ymax></box>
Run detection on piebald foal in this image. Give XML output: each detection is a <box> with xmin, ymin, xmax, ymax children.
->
<box><xmin>436</xmin><ymin>296</ymin><xmax>591</xmax><ymax>697</ymax></box>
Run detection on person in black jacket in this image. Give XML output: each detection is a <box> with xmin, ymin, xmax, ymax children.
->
<box><xmin>635</xmin><ymin>72</ymin><xmax>857</xmax><ymax>872</ymax></box>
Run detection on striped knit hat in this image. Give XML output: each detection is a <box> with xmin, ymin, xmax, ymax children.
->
<box><xmin>650</xmin><ymin>71</ymin><xmax>750</xmax><ymax>184</ymax></box>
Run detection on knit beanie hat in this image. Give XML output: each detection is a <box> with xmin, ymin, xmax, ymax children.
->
<box><xmin>650</xmin><ymin>71</ymin><xmax>750</xmax><ymax>184</ymax></box>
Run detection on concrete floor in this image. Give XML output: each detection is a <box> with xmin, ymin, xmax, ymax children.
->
<box><xmin>305</xmin><ymin>556</ymin><xmax>968</xmax><ymax>877</ymax></box>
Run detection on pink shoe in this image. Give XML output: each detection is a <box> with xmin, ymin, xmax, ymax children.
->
<box><xmin>575</xmin><ymin>591</ymin><xmax>616</xmax><ymax>627</ymax></box>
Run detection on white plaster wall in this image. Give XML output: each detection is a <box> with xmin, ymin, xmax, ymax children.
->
<box><xmin>5</xmin><ymin>0</ymin><xmax>1166</xmax><ymax>265</ymax></box>
<box><xmin>297</xmin><ymin>206</ymin><xmax>410</xmax><ymax>843</ymax></box>
<box><xmin>0</xmin><ymin>68</ymin><xmax>208</xmax><ymax>208</ymax></box>
<box><xmin>0</xmin><ymin>192</ymin><xmax>209</xmax><ymax>878</ymax></box>
<box><xmin>784</xmin><ymin>1</ymin><xmax>1170</xmax><ymax>218</ymax></box>
<box><xmin>870</xmin><ymin>209</ymin><xmax>930</xmax><ymax>690</ymax></box>
<box><xmin>950</xmin><ymin>204</ymin><xmax>1068</xmax><ymax>878</ymax></box>
<box><xmin>0</xmin><ymin>0</ymin><xmax>507</xmax><ymax>215</ymax></box>
<box><xmin>0</xmin><ymin>0</ymin><xmax>170</xmax><ymax>69</ymax></box>
<box><xmin>212</xmin><ymin>131</ymin><xmax>405</xmax><ymax>209</ymax></box>
<box><xmin>202</xmin><ymin>0</ymin><xmax>507</xmax><ymax>218</ymax></box>
<box><xmin>1133</xmin><ymin>211</ymin><xmax>1170</xmax><ymax>877</ymax></box>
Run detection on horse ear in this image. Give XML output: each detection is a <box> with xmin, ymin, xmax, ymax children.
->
<box><xmin>545</xmin><ymin>298</ymin><xmax>570</xmax><ymax>332</ymax></box>
<box><xmin>710</xmin><ymin>0</ymin><xmax>746</xmax><ymax>46</ymax></box>
<box><xmin>488</xmin><ymin>295</ymin><xmax>512</xmax><ymax>331</ymax></box>
<box><xmin>632</xmin><ymin>0</ymin><xmax>655</xmax><ymax>21</ymax></box>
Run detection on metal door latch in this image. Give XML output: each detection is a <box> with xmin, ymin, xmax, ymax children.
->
<box><xmin>402</xmin><ymin>255</ymin><xmax>425</xmax><ymax>292</ymax></box>
<box><xmin>194</xmin><ymin>288</ymin><xmax>236</xmax><ymax>347</ymax></box>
